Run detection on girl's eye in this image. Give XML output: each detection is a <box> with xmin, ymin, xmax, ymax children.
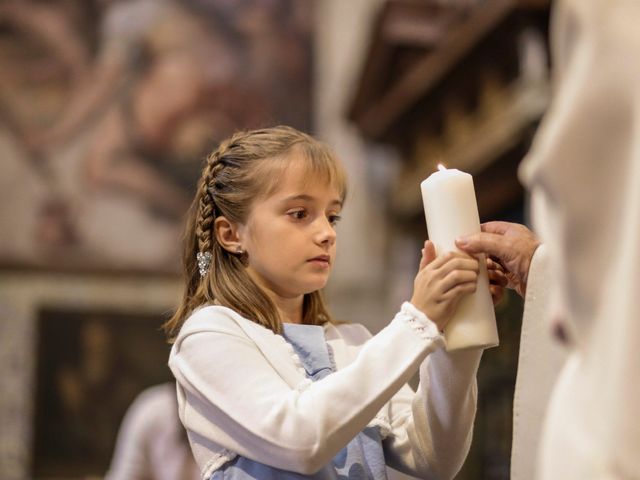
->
<box><xmin>329</xmin><ymin>214</ymin><xmax>342</xmax><ymax>226</ymax></box>
<box><xmin>289</xmin><ymin>209</ymin><xmax>308</xmax><ymax>220</ymax></box>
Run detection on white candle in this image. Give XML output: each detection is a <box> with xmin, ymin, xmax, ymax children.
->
<box><xmin>420</xmin><ymin>165</ymin><xmax>499</xmax><ymax>351</ymax></box>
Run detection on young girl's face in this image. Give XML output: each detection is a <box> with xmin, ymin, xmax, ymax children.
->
<box><xmin>237</xmin><ymin>156</ymin><xmax>343</xmax><ymax>301</ymax></box>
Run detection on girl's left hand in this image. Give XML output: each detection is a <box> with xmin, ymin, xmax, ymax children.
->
<box><xmin>487</xmin><ymin>257</ymin><xmax>507</xmax><ymax>306</ymax></box>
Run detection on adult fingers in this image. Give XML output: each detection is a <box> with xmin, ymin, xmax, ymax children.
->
<box><xmin>490</xmin><ymin>285</ymin><xmax>505</xmax><ymax>305</ymax></box>
<box><xmin>486</xmin><ymin>256</ymin><xmax>505</xmax><ymax>271</ymax></box>
<box><xmin>455</xmin><ymin>232</ymin><xmax>509</xmax><ymax>258</ymax></box>
<box><xmin>480</xmin><ymin>221</ymin><xmax>514</xmax><ymax>235</ymax></box>
<box><xmin>488</xmin><ymin>266</ymin><xmax>508</xmax><ymax>287</ymax></box>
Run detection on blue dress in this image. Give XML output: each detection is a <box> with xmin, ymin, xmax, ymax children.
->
<box><xmin>210</xmin><ymin>323</ymin><xmax>388</xmax><ymax>479</ymax></box>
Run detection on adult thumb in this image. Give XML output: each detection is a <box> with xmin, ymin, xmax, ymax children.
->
<box><xmin>456</xmin><ymin>232</ymin><xmax>505</xmax><ymax>258</ymax></box>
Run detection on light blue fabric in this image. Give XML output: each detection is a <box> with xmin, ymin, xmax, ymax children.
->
<box><xmin>209</xmin><ymin>323</ymin><xmax>388</xmax><ymax>479</ymax></box>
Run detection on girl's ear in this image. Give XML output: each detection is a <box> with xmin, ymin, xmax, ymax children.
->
<box><xmin>214</xmin><ymin>216</ymin><xmax>243</xmax><ymax>253</ymax></box>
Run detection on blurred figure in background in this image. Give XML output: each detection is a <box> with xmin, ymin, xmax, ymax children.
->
<box><xmin>106</xmin><ymin>383</ymin><xmax>199</xmax><ymax>480</ymax></box>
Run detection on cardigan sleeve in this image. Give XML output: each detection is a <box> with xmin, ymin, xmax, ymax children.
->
<box><xmin>383</xmin><ymin>305</ymin><xmax>482</xmax><ymax>479</ymax></box>
<box><xmin>384</xmin><ymin>302</ymin><xmax>482</xmax><ymax>479</ymax></box>
<box><xmin>330</xmin><ymin>303</ymin><xmax>481</xmax><ymax>479</ymax></box>
<box><xmin>168</xmin><ymin>303</ymin><xmax>445</xmax><ymax>475</ymax></box>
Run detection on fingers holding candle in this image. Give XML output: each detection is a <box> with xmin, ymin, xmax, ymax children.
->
<box><xmin>419</xmin><ymin>240</ymin><xmax>437</xmax><ymax>271</ymax></box>
<box><xmin>438</xmin><ymin>257</ymin><xmax>480</xmax><ymax>292</ymax></box>
<box><xmin>410</xmin><ymin>251</ymin><xmax>480</xmax><ymax>332</ymax></box>
<box><xmin>487</xmin><ymin>257</ymin><xmax>507</xmax><ymax>306</ymax></box>
<box><xmin>440</xmin><ymin>281</ymin><xmax>478</xmax><ymax>302</ymax></box>
<box><xmin>455</xmin><ymin>221</ymin><xmax>540</xmax><ymax>298</ymax></box>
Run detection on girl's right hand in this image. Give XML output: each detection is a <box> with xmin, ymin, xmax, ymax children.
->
<box><xmin>410</xmin><ymin>240</ymin><xmax>479</xmax><ymax>332</ymax></box>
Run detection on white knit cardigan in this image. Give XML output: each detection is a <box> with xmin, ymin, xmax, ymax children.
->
<box><xmin>169</xmin><ymin>302</ymin><xmax>482</xmax><ymax>479</ymax></box>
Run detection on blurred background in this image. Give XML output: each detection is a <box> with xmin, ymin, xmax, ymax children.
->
<box><xmin>0</xmin><ymin>0</ymin><xmax>551</xmax><ymax>478</ymax></box>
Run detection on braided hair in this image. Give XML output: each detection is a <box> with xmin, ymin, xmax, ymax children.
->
<box><xmin>164</xmin><ymin>126</ymin><xmax>347</xmax><ymax>339</ymax></box>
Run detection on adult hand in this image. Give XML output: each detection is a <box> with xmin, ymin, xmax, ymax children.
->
<box><xmin>411</xmin><ymin>240</ymin><xmax>479</xmax><ymax>331</ymax></box>
<box><xmin>455</xmin><ymin>221</ymin><xmax>540</xmax><ymax>298</ymax></box>
<box><xmin>487</xmin><ymin>257</ymin><xmax>508</xmax><ymax>305</ymax></box>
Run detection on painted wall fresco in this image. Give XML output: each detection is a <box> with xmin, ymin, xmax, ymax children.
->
<box><xmin>0</xmin><ymin>0</ymin><xmax>312</xmax><ymax>273</ymax></box>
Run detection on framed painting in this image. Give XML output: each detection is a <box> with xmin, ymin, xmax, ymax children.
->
<box><xmin>31</xmin><ymin>308</ymin><xmax>173</xmax><ymax>478</ymax></box>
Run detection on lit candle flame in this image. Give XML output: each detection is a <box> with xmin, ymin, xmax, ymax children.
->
<box><xmin>437</xmin><ymin>163</ymin><xmax>447</xmax><ymax>172</ymax></box>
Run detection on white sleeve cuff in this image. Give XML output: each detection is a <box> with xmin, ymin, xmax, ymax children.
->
<box><xmin>399</xmin><ymin>302</ymin><xmax>444</xmax><ymax>342</ymax></box>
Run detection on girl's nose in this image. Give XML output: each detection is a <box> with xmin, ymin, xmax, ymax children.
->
<box><xmin>314</xmin><ymin>217</ymin><xmax>336</xmax><ymax>245</ymax></box>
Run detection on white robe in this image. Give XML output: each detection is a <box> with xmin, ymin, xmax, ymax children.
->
<box><xmin>510</xmin><ymin>245</ymin><xmax>567</xmax><ymax>480</ymax></box>
<box><xmin>516</xmin><ymin>0</ymin><xmax>640</xmax><ymax>477</ymax></box>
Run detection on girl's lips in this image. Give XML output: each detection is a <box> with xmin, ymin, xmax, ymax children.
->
<box><xmin>308</xmin><ymin>255</ymin><xmax>331</xmax><ymax>265</ymax></box>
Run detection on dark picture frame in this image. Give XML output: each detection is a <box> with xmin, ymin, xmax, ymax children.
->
<box><xmin>31</xmin><ymin>308</ymin><xmax>173</xmax><ymax>478</ymax></box>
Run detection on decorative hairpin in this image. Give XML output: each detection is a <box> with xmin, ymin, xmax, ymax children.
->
<box><xmin>197</xmin><ymin>251</ymin><xmax>212</xmax><ymax>277</ymax></box>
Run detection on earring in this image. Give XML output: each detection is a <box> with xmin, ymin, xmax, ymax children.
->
<box><xmin>236</xmin><ymin>245</ymin><xmax>248</xmax><ymax>266</ymax></box>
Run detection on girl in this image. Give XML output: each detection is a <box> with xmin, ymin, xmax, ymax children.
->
<box><xmin>165</xmin><ymin>126</ymin><xmax>500</xmax><ymax>479</ymax></box>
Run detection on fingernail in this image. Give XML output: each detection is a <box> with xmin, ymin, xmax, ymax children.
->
<box><xmin>456</xmin><ymin>237</ymin><xmax>467</xmax><ymax>246</ymax></box>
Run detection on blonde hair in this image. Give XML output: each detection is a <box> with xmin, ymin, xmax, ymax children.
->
<box><xmin>164</xmin><ymin>126</ymin><xmax>347</xmax><ymax>340</ymax></box>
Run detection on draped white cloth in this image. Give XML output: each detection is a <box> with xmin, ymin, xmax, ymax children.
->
<box><xmin>515</xmin><ymin>0</ymin><xmax>640</xmax><ymax>478</ymax></box>
<box><xmin>510</xmin><ymin>245</ymin><xmax>567</xmax><ymax>480</ymax></box>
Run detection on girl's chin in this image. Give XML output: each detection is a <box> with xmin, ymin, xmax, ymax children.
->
<box><xmin>269</xmin><ymin>274</ymin><xmax>329</xmax><ymax>297</ymax></box>
<box><xmin>302</xmin><ymin>286</ymin><xmax>327</xmax><ymax>295</ymax></box>
<box><xmin>302</xmin><ymin>279</ymin><xmax>329</xmax><ymax>294</ymax></box>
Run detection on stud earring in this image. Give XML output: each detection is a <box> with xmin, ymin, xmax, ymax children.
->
<box><xmin>235</xmin><ymin>245</ymin><xmax>248</xmax><ymax>266</ymax></box>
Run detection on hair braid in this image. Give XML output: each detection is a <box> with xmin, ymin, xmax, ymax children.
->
<box><xmin>195</xmin><ymin>137</ymin><xmax>235</xmax><ymax>255</ymax></box>
<box><xmin>195</xmin><ymin>166</ymin><xmax>215</xmax><ymax>255</ymax></box>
